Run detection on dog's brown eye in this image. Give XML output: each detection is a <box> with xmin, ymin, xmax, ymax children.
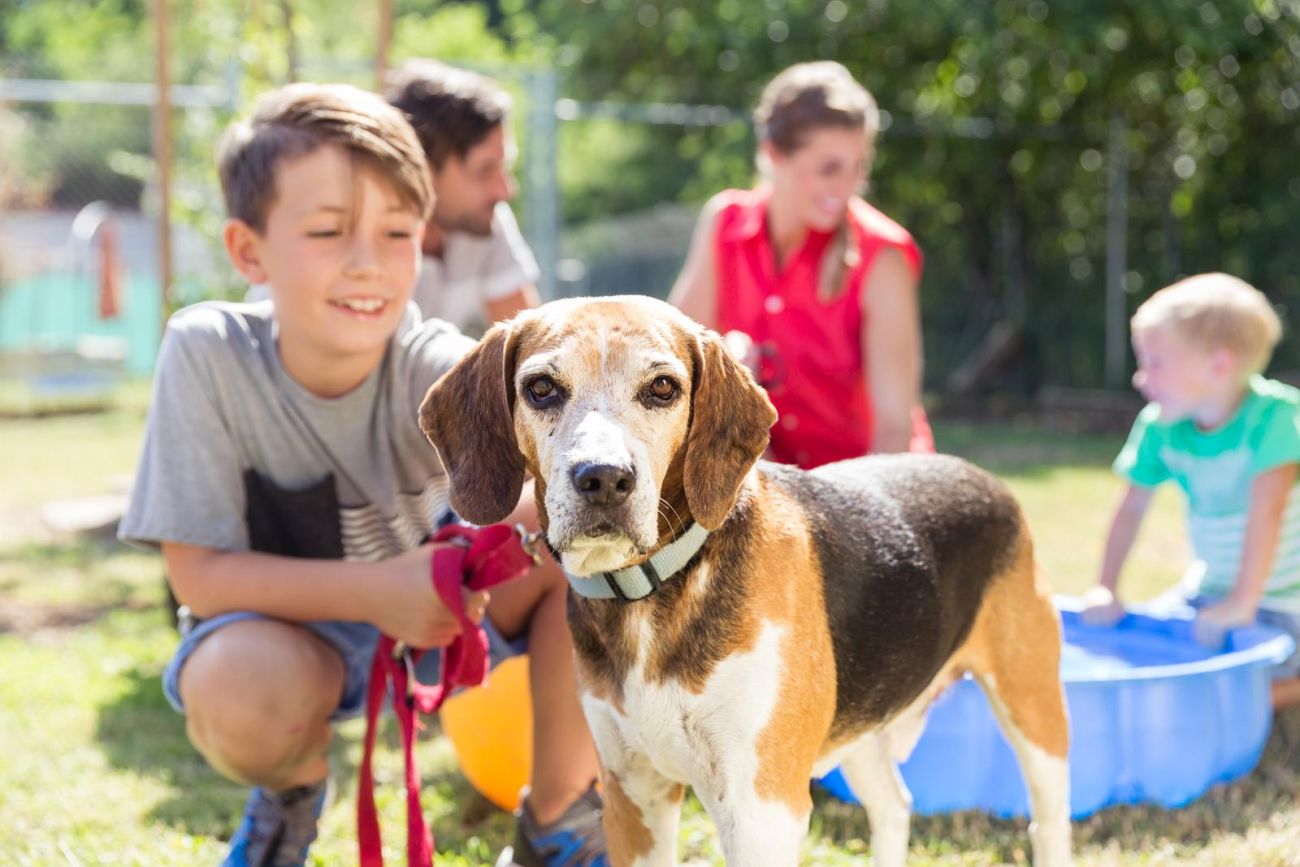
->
<box><xmin>524</xmin><ymin>376</ymin><xmax>562</xmax><ymax>407</ymax></box>
<box><xmin>644</xmin><ymin>376</ymin><xmax>679</xmax><ymax>405</ymax></box>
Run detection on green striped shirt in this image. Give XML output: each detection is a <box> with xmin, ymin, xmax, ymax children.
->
<box><xmin>1115</xmin><ymin>376</ymin><xmax>1300</xmax><ymax>613</ymax></box>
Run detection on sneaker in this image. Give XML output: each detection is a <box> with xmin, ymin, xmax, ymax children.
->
<box><xmin>221</xmin><ymin>778</ymin><xmax>330</xmax><ymax>867</ymax></box>
<box><xmin>507</xmin><ymin>783</ymin><xmax>608</xmax><ymax>867</ymax></box>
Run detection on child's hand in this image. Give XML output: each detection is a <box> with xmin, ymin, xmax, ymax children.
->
<box><xmin>374</xmin><ymin>544</ymin><xmax>490</xmax><ymax>649</ymax></box>
<box><xmin>1192</xmin><ymin>595</ymin><xmax>1257</xmax><ymax>650</ymax></box>
<box><xmin>1079</xmin><ymin>585</ymin><xmax>1126</xmax><ymax>626</ymax></box>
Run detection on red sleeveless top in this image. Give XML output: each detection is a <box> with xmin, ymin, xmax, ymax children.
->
<box><xmin>714</xmin><ymin>187</ymin><xmax>933</xmax><ymax>469</ymax></box>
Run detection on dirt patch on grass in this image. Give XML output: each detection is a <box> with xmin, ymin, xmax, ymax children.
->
<box><xmin>0</xmin><ymin>507</ymin><xmax>51</xmax><ymax>546</ymax></box>
<box><xmin>0</xmin><ymin>598</ymin><xmax>153</xmax><ymax>638</ymax></box>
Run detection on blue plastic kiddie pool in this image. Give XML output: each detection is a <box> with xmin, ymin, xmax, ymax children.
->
<box><xmin>819</xmin><ymin>598</ymin><xmax>1295</xmax><ymax>818</ymax></box>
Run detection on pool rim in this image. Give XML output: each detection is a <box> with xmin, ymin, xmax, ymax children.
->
<box><xmin>1052</xmin><ymin>595</ymin><xmax>1295</xmax><ymax>686</ymax></box>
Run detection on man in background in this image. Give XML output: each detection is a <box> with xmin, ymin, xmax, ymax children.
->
<box><xmin>387</xmin><ymin>59</ymin><xmax>541</xmax><ymax>336</ymax></box>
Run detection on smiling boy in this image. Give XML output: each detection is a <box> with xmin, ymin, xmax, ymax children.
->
<box><xmin>119</xmin><ymin>83</ymin><xmax>606</xmax><ymax>867</ymax></box>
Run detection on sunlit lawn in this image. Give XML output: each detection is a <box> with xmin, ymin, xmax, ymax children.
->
<box><xmin>1</xmin><ymin>385</ymin><xmax>1296</xmax><ymax>865</ymax></box>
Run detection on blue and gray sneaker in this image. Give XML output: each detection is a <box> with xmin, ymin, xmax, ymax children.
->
<box><xmin>504</xmin><ymin>783</ymin><xmax>608</xmax><ymax>867</ymax></box>
<box><xmin>221</xmin><ymin>778</ymin><xmax>329</xmax><ymax>867</ymax></box>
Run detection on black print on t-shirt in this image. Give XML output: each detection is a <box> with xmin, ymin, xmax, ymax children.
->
<box><xmin>243</xmin><ymin>468</ymin><xmax>344</xmax><ymax>560</ymax></box>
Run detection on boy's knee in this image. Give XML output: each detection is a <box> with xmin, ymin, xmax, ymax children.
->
<box><xmin>179</xmin><ymin>620</ymin><xmax>344</xmax><ymax>779</ymax></box>
<box><xmin>180</xmin><ymin>619</ymin><xmax>344</xmax><ymax>706</ymax></box>
<box><xmin>185</xmin><ymin>707</ymin><xmax>321</xmax><ymax>785</ymax></box>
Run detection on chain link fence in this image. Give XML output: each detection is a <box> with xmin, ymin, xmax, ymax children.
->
<box><xmin>550</xmin><ymin>104</ymin><xmax>1128</xmax><ymax>397</ymax></box>
<box><xmin>550</xmin><ymin>100</ymin><xmax>1300</xmax><ymax>407</ymax></box>
<box><xmin>4</xmin><ymin>54</ymin><xmax>1297</xmax><ymax>409</ymax></box>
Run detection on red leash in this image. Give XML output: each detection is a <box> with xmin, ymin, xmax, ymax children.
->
<box><xmin>357</xmin><ymin>523</ymin><xmax>539</xmax><ymax>866</ymax></box>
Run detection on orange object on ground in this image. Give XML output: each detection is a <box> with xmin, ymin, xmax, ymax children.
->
<box><xmin>439</xmin><ymin>654</ymin><xmax>532</xmax><ymax>811</ymax></box>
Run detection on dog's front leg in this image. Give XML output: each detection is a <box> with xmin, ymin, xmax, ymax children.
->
<box><xmin>582</xmin><ymin>696</ymin><xmax>683</xmax><ymax>866</ymax></box>
<box><xmin>692</xmin><ymin>772</ymin><xmax>810</xmax><ymax>867</ymax></box>
<box><xmin>601</xmin><ymin>761</ymin><xmax>685</xmax><ymax>867</ymax></box>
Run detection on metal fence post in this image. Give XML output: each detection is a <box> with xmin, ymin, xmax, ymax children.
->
<box><xmin>153</xmin><ymin>0</ymin><xmax>173</xmax><ymax>328</ymax></box>
<box><xmin>522</xmin><ymin>69</ymin><xmax>559</xmax><ymax>300</ymax></box>
<box><xmin>1105</xmin><ymin>114</ymin><xmax>1129</xmax><ymax>389</ymax></box>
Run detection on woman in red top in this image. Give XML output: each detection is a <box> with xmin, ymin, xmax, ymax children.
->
<box><xmin>670</xmin><ymin>61</ymin><xmax>932</xmax><ymax>469</ymax></box>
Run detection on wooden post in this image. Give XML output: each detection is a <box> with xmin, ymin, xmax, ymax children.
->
<box><xmin>280</xmin><ymin>0</ymin><xmax>299</xmax><ymax>82</ymax></box>
<box><xmin>1104</xmin><ymin>114</ymin><xmax>1129</xmax><ymax>389</ymax></box>
<box><xmin>375</xmin><ymin>0</ymin><xmax>392</xmax><ymax>91</ymax></box>
<box><xmin>153</xmin><ymin>0</ymin><xmax>173</xmax><ymax>329</ymax></box>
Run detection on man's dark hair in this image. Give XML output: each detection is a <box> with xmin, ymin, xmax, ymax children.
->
<box><xmin>217</xmin><ymin>82</ymin><xmax>433</xmax><ymax>232</ymax></box>
<box><xmin>385</xmin><ymin>59</ymin><xmax>512</xmax><ymax>169</ymax></box>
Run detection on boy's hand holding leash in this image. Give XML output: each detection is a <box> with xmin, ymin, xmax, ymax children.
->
<box><xmin>359</xmin><ymin>523</ymin><xmax>540</xmax><ymax>867</ymax></box>
<box><xmin>371</xmin><ymin>543</ymin><xmax>490</xmax><ymax>649</ymax></box>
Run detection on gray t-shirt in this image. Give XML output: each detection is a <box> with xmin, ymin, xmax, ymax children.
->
<box><xmin>119</xmin><ymin>300</ymin><xmax>475</xmax><ymax>562</ymax></box>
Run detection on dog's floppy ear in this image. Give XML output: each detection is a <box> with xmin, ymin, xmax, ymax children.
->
<box><xmin>419</xmin><ymin>323</ymin><xmax>526</xmax><ymax>525</ymax></box>
<box><xmin>684</xmin><ymin>330</ymin><xmax>778</xmax><ymax>529</ymax></box>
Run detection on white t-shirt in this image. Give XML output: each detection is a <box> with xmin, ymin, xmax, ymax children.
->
<box><xmin>244</xmin><ymin>202</ymin><xmax>539</xmax><ymax>337</ymax></box>
<box><xmin>414</xmin><ymin>202</ymin><xmax>539</xmax><ymax>336</ymax></box>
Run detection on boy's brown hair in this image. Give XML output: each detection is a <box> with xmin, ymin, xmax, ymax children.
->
<box><xmin>1132</xmin><ymin>272</ymin><xmax>1283</xmax><ymax>376</ymax></box>
<box><xmin>385</xmin><ymin>60</ymin><xmax>512</xmax><ymax>169</ymax></box>
<box><xmin>217</xmin><ymin>82</ymin><xmax>433</xmax><ymax>233</ymax></box>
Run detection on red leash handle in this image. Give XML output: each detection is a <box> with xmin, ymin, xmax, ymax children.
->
<box><xmin>357</xmin><ymin>524</ymin><xmax>538</xmax><ymax>867</ymax></box>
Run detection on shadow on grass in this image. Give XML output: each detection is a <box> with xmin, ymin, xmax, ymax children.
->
<box><xmin>0</xmin><ymin>535</ymin><xmax>121</xmax><ymax>566</ymax></box>
<box><xmin>93</xmin><ymin>662</ymin><xmax>516</xmax><ymax>853</ymax></box>
<box><xmin>93</xmin><ymin>665</ymin><xmax>247</xmax><ymax>838</ymax></box>
<box><xmin>0</xmin><ymin>536</ymin><xmax>166</xmax><ymax>623</ymax></box>
<box><xmin>395</xmin><ymin>737</ymin><xmax>517</xmax><ymax>860</ymax></box>
<box><xmin>0</xmin><ymin>597</ymin><xmax>157</xmax><ymax>634</ymax></box>
<box><xmin>334</xmin><ymin>713</ymin><xmax>516</xmax><ymax>857</ymax></box>
<box><xmin>0</xmin><ymin>537</ymin><xmax>128</xmax><ymax>591</ymax></box>
<box><xmin>90</xmin><ymin>657</ymin><xmax>1298</xmax><ymax>859</ymax></box>
<box><xmin>811</xmin><ymin>708</ymin><xmax>1300</xmax><ymax>860</ymax></box>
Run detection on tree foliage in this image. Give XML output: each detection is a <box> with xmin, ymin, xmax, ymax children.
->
<box><xmin>526</xmin><ymin>0</ymin><xmax>1300</xmax><ymax>386</ymax></box>
<box><xmin>5</xmin><ymin>1</ymin><xmax>1299</xmax><ymax>386</ymax></box>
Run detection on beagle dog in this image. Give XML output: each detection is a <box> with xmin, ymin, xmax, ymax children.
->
<box><xmin>420</xmin><ymin>296</ymin><xmax>1071</xmax><ymax>867</ymax></box>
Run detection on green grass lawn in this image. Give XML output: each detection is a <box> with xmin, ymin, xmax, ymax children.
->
<box><xmin>1</xmin><ymin>387</ymin><xmax>1297</xmax><ymax>865</ymax></box>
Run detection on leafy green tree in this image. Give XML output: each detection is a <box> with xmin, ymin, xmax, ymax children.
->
<box><xmin>6</xmin><ymin>0</ymin><xmax>1298</xmax><ymax>385</ymax></box>
<box><xmin>525</xmin><ymin>0</ymin><xmax>1300</xmax><ymax>386</ymax></box>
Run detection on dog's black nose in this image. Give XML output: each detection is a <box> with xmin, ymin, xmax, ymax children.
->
<box><xmin>571</xmin><ymin>461</ymin><xmax>635</xmax><ymax>507</ymax></box>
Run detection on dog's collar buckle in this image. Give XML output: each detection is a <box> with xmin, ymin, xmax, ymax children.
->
<box><xmin>513</xmin><ymin>523</ymin><xmax>545</xmax><ymax>566</ymax></box>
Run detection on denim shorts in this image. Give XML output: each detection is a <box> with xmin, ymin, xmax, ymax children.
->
<box><xmin>1256</xmin><ymin>607</ymin><xmax>1300</xmax><ymax>680</ymax></box>
<box><xmin>163</xmin><ymin>612</ymin><xmax>526</xmax><ymax>721</ymax></box>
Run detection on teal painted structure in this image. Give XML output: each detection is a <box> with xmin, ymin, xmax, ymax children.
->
<box><xmin>0</xmin><ymin>269</ymin><xmax>162</xmax><ymax>374</ymax></box>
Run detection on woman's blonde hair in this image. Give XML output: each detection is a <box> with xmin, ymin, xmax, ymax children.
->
<box><xmin>1131</xmin><ymin>273</ymin><xmax>1282</xmax><ymax>376</ymax></box>
<box><xmin>755</xmin><ymin>61</ymin><xmax>880</xmax><ymax>301</ymax></box>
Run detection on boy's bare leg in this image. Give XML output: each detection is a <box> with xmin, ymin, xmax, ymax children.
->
<box><xmin>179</xmin><ymin>619</ymin><xmax>344</xmax><ymax>790</ymax></box>
<box><xmin>487</xmin><ymin>556</ymin><xmax>601</xmax><ymax>824</ymax></box>
<box><xmin>1272</xmin><ymin>677</ymin><xmax>1300</xmax><ymax>711</ymax></box>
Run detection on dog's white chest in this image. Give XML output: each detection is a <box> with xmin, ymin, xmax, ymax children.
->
<box><xmin>583</xmin><ymin>619</ymin><xmax>788</xmax><ymax>790</ymax></box>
